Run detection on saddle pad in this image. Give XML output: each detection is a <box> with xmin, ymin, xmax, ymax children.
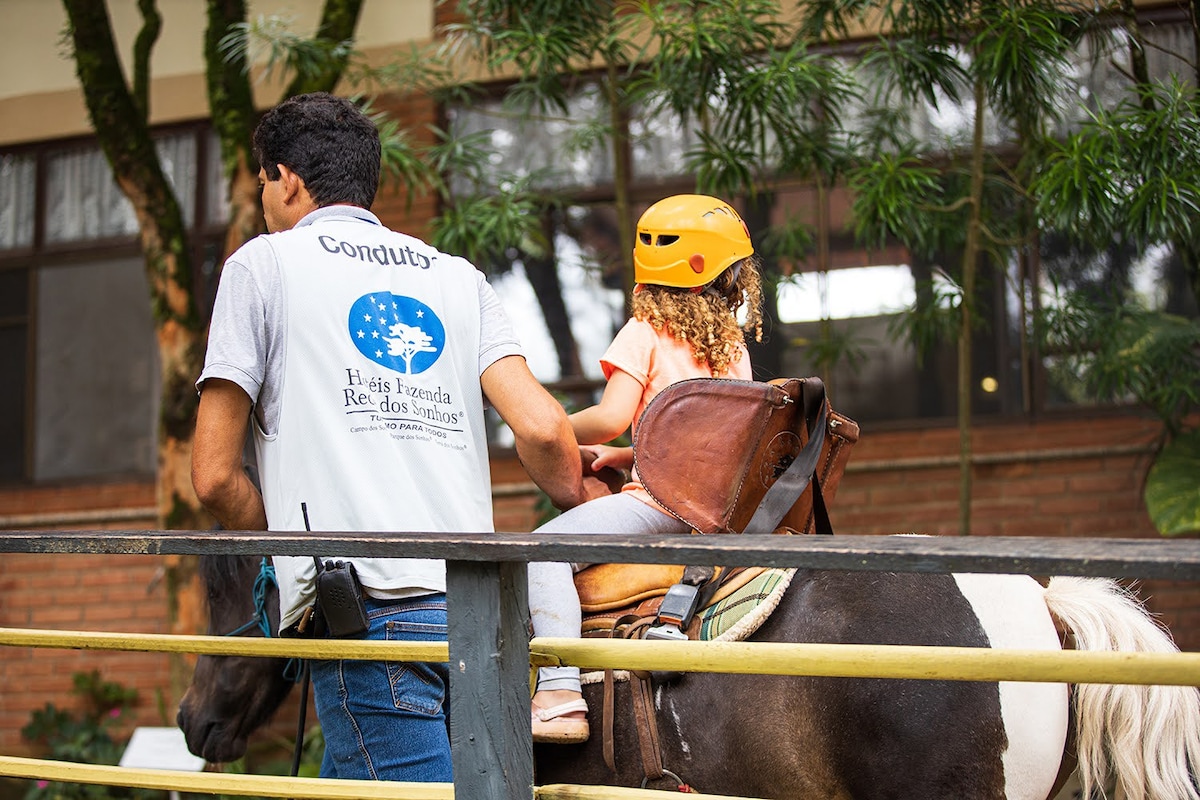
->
<box><xmin>579</xmin><ymin>568</ymin><xmax>795</xmax><ymax>688</ymax></box>
<box><xmin>699</xmin><ymin>568</ymin><xmax>794</xmax><ymax>642</ymax></box>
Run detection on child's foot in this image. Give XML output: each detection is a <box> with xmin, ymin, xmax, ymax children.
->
<box><xmin>531</xmin><ymin>689</ymin><xmax>589</xmax><ymax>744</ymax></box>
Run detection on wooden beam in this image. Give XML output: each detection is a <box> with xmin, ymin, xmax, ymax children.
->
<box><xmin>0</xmin><ymin>627</ymin><xmax>445</xmax><ymax>660</ymax></box>
<box><xmin>4</xmin><ymin>626</ymin><xmax>1197</xmax><ymax>686</ymax></box>
<box><xmin>447</xmin><ymin>560</ymin><xmax>533</xmax><ymax>800</ymax></box>
<box><xmin>1</xmin><ymin>531</ymin><xmax>1197</xmax><ymax>580</ymax></box>
<box><xmin>537</xmin><ymin>784</ymin><xmax>767</xmax><ymax>799</ymax></box>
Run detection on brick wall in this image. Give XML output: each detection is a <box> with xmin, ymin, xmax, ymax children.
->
<box><xmin>2</xmin><ymin>408</ymin><xmax>1196</xmax><ymax>759</ymax></box>
<box><xmin>0</xmin><ymin>482</ymin><xmax>164</xmax><ymax>758</ymax></box>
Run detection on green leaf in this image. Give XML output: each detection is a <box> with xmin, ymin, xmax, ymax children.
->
<box><xmin>1145</xmin><ymin>430</ymin><xmax>1200</xmax><ymax>537</ymax></box>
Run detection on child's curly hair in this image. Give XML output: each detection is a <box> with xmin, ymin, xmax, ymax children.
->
<box><xmin>631</xmin><ymin>255</ymin><xmax>764</xmax><ymax>376</ymax></box>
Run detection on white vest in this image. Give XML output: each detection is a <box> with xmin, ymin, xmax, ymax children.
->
<box><xmin>251</xmin><ymin>211</ymin><xmax>495</xmax><ymax>628</ymax></box>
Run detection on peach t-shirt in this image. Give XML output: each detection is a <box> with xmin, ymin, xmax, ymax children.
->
<box><xmin>599</xmin><ymin>317</ymin><xmax>752</xmax><ymax>510</ymax></box>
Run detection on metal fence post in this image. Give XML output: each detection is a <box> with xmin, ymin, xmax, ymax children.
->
<box><xmin>447</xmin><ymin>559</ymin><xmax>534</xmax><ymax>799</ymax></box>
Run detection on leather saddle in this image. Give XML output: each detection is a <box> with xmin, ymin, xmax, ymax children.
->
<box><xmin>577</xmin><ymin>563</ymin><xmax>771</xmax><ymax>640</ymax></box>
<box><xmin>571</xmin><ymin>376</ymin><xmax>859</xmax><ymax>642</ymax></box>
<box><xmin>565</xmin><ymin>377</ymin><xmax>859</xmax><ymax>782</ymax></box>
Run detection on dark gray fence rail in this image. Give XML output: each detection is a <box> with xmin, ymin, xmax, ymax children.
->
<box><xmin>4</xmin><ymin>530</ymin><xmax>1200</xmax><ymax>579</ymax></box>
<box><xmin>3</xmin><ymin>530</ymin><xmax>1199</xmax><ymax>799</ymax></box>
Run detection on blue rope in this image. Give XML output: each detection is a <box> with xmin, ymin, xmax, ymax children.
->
<box><xmin>223</xmin><ymin>557</ymin><xmax>276</xmax><ymax>638</ymax></box>
<box><xmin>251</xmin><ymin>559</ymin><xmax>277</xmax><ymax>638</ymax></box>
<box><xmin>221</xmin><ymin>557</ymin><xmax>303</xmax><ymax>683</ymax></box>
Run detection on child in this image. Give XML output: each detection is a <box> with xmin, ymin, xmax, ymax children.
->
<box><xmin>529</xmin><ymin>194</ymin><xmax>764</xmax><ymax>743</ymax></box>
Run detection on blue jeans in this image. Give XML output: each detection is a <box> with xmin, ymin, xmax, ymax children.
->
<box><xmin>309</xmin><ymin>593</ymin><xmax>451</xmax><ymax>782</ymax></box>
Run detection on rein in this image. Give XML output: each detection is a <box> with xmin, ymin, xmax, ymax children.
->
<box><xmin>219</xmin><ymin>558</ymin><xmax>303</xmax><ymax>680</ymax></box>
<box><xmin>222</xmin><ymin>557</ymin><xmax>279</xmax><ymax>638</ymax></box>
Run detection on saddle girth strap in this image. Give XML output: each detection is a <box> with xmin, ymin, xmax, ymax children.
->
<box><xmin>681</xmin><ymin>564</ymin><xmax>748</xmax><ymax>613</ymax></box>
<box><xmin>608</xmin><ymin>614</ymin><xmax>665</xmax><ymax>781</ymax></box>
<box><xmin>602</xmin><ymin>668</ymin><xmax>616</xmax><ymax>774</ymax></box>
<box><xmin>630</xmin><ymin>670</ymin><xmax>664</xmax><ymax>781</ymax></box>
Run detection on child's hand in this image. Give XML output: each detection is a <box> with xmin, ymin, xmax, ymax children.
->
<box><xmin>585</xmin><ymin>444</ymin><xmax>634</xmax><ymax>473</ymax></box>
<box><xmin>579</xmin><ymin>446</ymin><xmax>627</xmax><ymax>497</ymax></box>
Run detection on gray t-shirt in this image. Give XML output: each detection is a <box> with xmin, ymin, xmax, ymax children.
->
<box><xmin>198</xmin><ymin>205</ymin><xmax>523</xmax><ymax>435</ymax></box>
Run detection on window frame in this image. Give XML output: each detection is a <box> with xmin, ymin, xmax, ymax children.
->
<box><xmin>0</xmin><ymin>120</ymin><xmax>227</xmax><ymax>485</ymax></box>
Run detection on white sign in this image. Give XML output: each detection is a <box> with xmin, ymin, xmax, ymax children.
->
<box><xmin>118</xmin><ymin>727</ymin><xmax>206</xmax><ymax>772</ymax></box>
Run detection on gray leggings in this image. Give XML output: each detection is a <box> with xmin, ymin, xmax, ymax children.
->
<box><xmin>529</xmin><ymin>492</ymin><xmax>689</xmax><ymax>693</ymax></box>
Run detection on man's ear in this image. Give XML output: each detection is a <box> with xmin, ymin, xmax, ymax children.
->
<box><xmin>276</xmin><ymin>164</ymin><xmax>305</xmax><ymax>204</ymax></box>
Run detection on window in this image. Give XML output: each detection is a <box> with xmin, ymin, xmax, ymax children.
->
<box><xmin>33</xmin><ymin>257</ymin><xmax>159</xmax><ymax>480</ymax></box>
<box><xmin>0</xmin><ymin>126</ymin><xmax>225</xmax><ymax>484</ymax></box>
<box><xmin>446</xmin><ymin>13</ymin><xmax>1197</xmax><ymax>432</ymax></box>
<box><xmin>0</xmin><ymin>152</ymin><xmax>35</xmax><ymax>251</ymax></box>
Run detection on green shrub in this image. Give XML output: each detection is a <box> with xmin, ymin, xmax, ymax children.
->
<box><xmin>20</xmin><ymin>671</ymin><xmax>163</xmax><ymax>800</ymax></box>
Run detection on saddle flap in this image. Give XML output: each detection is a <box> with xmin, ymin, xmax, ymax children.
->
<box><xmin>634</xmin><ymin>377</ymin><xmax>859</xmax><ymax>534</ymax></box>
<box><xmin>634</xmin><ymin>378</ymin><xmax>795</xmax><ymax>533</ymax></box>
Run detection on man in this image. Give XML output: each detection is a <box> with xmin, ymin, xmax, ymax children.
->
<box><xmin>191</xmin><ymin>92</ymin><xmax>590</xmax><ymax>782</ymax></box>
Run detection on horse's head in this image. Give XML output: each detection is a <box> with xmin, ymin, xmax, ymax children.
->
<box><xmin>176</xmin><ymin>554</ymin><xmax>296</xmax><ymax>763</ymax></box>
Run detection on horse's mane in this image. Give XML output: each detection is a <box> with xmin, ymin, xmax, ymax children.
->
<box><xmin>198</xmin><ymin>553</ymin><xmax>262</xmax><ymax>604</ymax></box>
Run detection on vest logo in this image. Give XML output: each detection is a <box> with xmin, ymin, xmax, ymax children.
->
<box><xmin>348</xmin><ymin>293</ymin><xmax>445</xmax><ymax>374</ymax></box>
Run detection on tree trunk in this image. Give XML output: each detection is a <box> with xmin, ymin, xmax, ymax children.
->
<box><xmin>1120</xmin><ymin>0</ymin><xmax>1200</xmax><ymax>315</ymax></box>
<box><xmin>63</xmin><ymin>0</ymin><xmax>211</xmax><ymax>701</ymax></box>
<box><xmin>957</xmin><ymin>73</ymin><xmax>986</xmax><ymax>536</ymax></box>
<box><xmin>205</xmin><ymin>0</ymin><xmax>264</xmax><ymax>260</ymax></box>
<box><xmin>285</xmin><ymin>0</ymin><xmax>365</xmax><ymax>97</ymax></box>
<box><xmin>526</xmin><ymin>214</ymin><xmax>583</xmax><ymax>378</ymax></box>
<box><xmin>742</xmin><ymin>192</ymin><xmax>785</xmax><ymax>380</ymax></box>
<box><xmin>1119</xmin><ymin>0</ymin><xmax>1155</xmax><ymax>111</ymax></box>
<box><xmin>910</xmin><ymin>254</ymin><xmax>947</xmax><ymax>417</ymax></box>
<box><xmin>603</xmin><ymin>63</ymin><xmax>636</xmax><ymax>312</ymax></box>
<box><xmin>63</xmin><ymin>0</ymin><xmax>208</xmax><ymax>526</ymax></box>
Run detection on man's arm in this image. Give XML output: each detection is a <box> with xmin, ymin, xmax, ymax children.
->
<box><xmin>481</xmin><ymin>355</ymin><xmax>590</xmax><ymax>511</ymax></box>
<box><xmin>192</xmin><ymin>378</ymin><xmax>268</xmax><ymax>530</ymax></box>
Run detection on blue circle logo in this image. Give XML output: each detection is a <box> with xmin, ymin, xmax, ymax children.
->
<box><xmin>348</xmin><ymin>293</ymin><xmax>445</xmax><ymax>374</ymax></box>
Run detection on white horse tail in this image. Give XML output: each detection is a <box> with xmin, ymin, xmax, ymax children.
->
<box><xmin>1043</xmin><ymin>576</ymin><xmax>1200</xmax><ymax>800</ymax></box>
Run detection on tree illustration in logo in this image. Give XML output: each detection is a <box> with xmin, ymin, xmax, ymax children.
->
<box><xmin>384</xmin><ymin>321</ymin><xmax>437</xmax><ymax>374</ymax></box>
<box><xmin>348</xmin><ymin>292</ymin><xmax>445</xmax><ymax>374</ymax></box>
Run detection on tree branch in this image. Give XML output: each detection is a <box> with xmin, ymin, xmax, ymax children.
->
<box><xmin>133</xmin><ymin>0</ymin><xmax>161</xmax><ymax>123</ymax></box>
<box><xmin>285</xmin><ymin>0</ymin><xmax>364</xmax><ymax>97</ymax></box>
<box><xmin>978</xmin><ymin>221</ymin><xmax>1023</xmax><ymax>249</ymax></box>
<box><xmin>205</xmin><ymin>0</ymin><xmax>262</xmax><ymax>258</ymax></box>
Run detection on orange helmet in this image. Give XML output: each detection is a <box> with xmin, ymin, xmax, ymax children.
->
<box><xmin>633</xmin><ymin>195</ymin><xmax>753</xmax><ymax>289</ymax></box>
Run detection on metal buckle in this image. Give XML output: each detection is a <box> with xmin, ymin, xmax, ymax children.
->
<box><xmin>646</xmin><ymin>583</ymin><xmax>700</xmax><ymax>641</ymax></box>
<box><xmin>645</xmin><ymin>624</ymin><xmax>689</xmax><ymax>641</ymax></box>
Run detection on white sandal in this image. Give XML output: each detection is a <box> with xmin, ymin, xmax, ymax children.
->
<box><xmin>532</xmin><ymin>698</ymin><xmax>590</xmax><ymax>744</ymax></box>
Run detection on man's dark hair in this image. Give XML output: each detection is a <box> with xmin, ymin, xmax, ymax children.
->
<box><xmin>253</xmin><ymin>92</ymin><xmax>381</xmax><ymax>209</ymax></box>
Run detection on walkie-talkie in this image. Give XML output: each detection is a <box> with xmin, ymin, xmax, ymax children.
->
<box><xmin>305</xmin><ymin>503</ymin><xmax>370</xmax><ymax>638</ymax></box>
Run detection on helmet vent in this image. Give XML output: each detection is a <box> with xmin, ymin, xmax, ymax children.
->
<box><xmin>655</xmin><ymin>234</ymin><xmax>679</xmax><ymax>247</ymax></box>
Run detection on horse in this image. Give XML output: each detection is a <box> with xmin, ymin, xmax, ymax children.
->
<box><xmin>177</xmin><ymin>551</ymin><xmax>1200</xmax><ymax>800</ymax></box>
